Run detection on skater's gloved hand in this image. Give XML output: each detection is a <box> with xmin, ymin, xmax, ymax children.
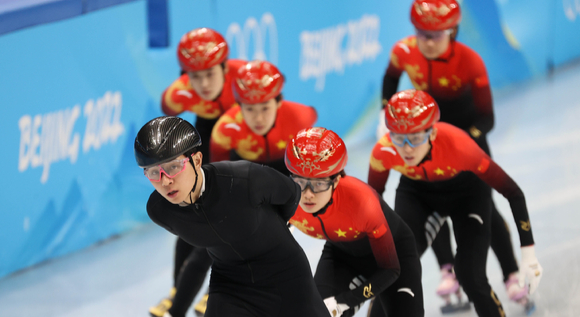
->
<box><xmin>323</xmin><ymin>296</ymin><xmax>349</xmax><ymax>317</ymax></box>
<box><xmin>376</xmin><ymin>109</ymin><xmax>389</xmax><ymax>141</ymax></box>
<box><xmin>519</xmin><ymin>245</ymin><xmax>543</xmax><ymax>294</ymax></box>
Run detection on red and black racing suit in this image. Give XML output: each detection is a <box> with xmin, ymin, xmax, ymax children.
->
<box><xmin>368</xmin><ymin>123</ymin><xmax>535</xmax><ymax>317</ymax></box>
<box><xmin>291</xmin><ymin>176</ymin><xmax>424</xmax><ymax>317</ymax></box>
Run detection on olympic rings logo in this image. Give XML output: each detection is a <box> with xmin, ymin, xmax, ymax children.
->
<box><xmin>226</xmin><ymin>13</ymin><xmax>278</xmax><ymax>64</ymax></box>
<box><xmin>564</xmin><ymin>0</ymin><xmax>580</xmax><ymax>21</ymax></box>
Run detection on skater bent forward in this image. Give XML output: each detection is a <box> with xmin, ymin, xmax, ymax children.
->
<box><xmin>368</xmin><ymin>90</ymin><xmax>543</xmax><ymax>317</ymax></box>
<box><xmin>134</xmin><ymin>116</ymin><xmax>329</xmax><ymax>317</ymax></box>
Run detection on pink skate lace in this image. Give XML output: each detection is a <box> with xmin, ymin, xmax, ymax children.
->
<box><xmin>436</xmin><ymin>264</ymin><xmax>460</xmax><ymax>296</ymax></box>
<box><xmin>505</xmin><ymin>273</ymin><xmax>529</xmax><ymax>302</ymax></box>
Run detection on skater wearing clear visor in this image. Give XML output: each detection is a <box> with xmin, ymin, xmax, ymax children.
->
<box><xmin>286</xmin><ymin>128</ymin><xmax>424</xmax><ymax>317</ymax></box>
<box><xmin>369</xmin><ymin>90</ymin><xmax>543</xmax><ymax>316</ymax></box>
<box><xmin>377</xmin><ymin>0</ymin><xmax>527</xmax><ymax>312</ymax></box>
<box><xmin>135</xmin><ymin>116</ymin><xmax>329</xmax><ymax>317</ymax></box>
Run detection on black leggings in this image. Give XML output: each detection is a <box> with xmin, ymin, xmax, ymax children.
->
<box><xmin>315</xmin><ymin>238</ymin><xmax>424</xmax><ymax>317</ymax></box>
<box><xmin>169</xmin><ymin>238</ymin><xmax>212</xmax><ymax>317</ymax></box>
<box><xmin>396</xmin><ymin>174</ymin><xmax>506</xmax><ymax>317</ymax></box>
<box><xmin>431</xmin><ymin>201</ymin><xmax>519</xmax><ymax>281</ymax></box>
<box><xmin>204</xmin><ymin>272</ymin><xmax>328</xmax><ymax>317</ymax></box>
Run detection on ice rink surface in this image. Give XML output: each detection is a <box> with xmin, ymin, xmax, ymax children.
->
<box><xmin>2</xmin><ymin>61</ymin><xmax>580</xmax><ymax>316</ymax></box>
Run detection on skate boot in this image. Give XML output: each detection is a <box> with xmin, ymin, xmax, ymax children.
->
<box><xmin>149</xmin><ymin>287</ymin><xmax>176</xmax><ymax>317</ymax></box>
<box><xmin>194</xmin><ymin>293</ymin><xmax>209</xmax><ymax>317</ymax></box>
<box><xmin>505</xmin><ymin>273</ymin><xmax>536</xmax><ymax>315</ymax></box>
<box><xmin>437</xmin><ymin>264</ymin><xmax>471</xmax><ymax>314</ymax></box>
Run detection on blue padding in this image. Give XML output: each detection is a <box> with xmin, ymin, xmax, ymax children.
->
<box><xmin>0</xmin><ymin>0</ymin><xmax>139</xmax><ymax>36</ymax></box>
<box><xmin>0</xmin><ymin>0</ymin><xmax>82</xmax><ymax>36</ymax></box>
<box><xmin>0</xmin><ymin>0</ymin><xmax>60</xmax><ymax>14</ymax></box>
<box><xmin>147</xmin><ymin>0</ymin><xmax>168</xmax><ymax>47</ymax></box>
<box><xmin>84</xmin><ymin>0</ymin><xmax>137</xmax><ymax>13</ymax></box>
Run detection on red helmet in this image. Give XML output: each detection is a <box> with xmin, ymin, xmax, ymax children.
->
<box><xmin>385</xmin><ymin>89</ymin><xmax>440</xmax><ymax>134</ymax></box>
<box><xmin>177</xmin><ymin>28</ymin><xmax>229</xmax><ymax>72</ymax></box>
<box><xmin>410</xmin><ymin>0</ymin><xmax>461</xmax><ymax>31</ymax></box>
<box><xmin>285</xmin><ymin>127</ymin><xmax>348</xmax><ymax>178</ymax></box>
<box><xmin>233</xmin><ymin>60</ymin><xmax>284</xmax><ymax>104</ymax></box>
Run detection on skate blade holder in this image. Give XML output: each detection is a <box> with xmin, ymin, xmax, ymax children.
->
<box><xmin>524</xmin><ymin>300</ymin><xmax>536</xmax><ymax>316</ymax></box>
<box><xmin>440</xmin><ymin>301</ymin><xmax>471</xmax><ymax>314</ymax></box>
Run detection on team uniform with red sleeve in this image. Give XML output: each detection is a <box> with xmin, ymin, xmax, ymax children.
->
<box><xmin>210</xmin><ymin>101</ymin><xmax>317</xmax><ymax>175</ymax></box>
<box><xmin>161</xmin><ymin>59</ymin><xmax>246</xmax><ymax>164</ymax></box>
<box><xmin>290</xmin><ymin>176</ymin><xmax>423</xmax><ymax>317</ymax></box>
<box><xmin>368</xmin><ymin>122</ymin><xmax>534</xmax><ymax>317</ymax></box>
<box><xmin>382</xmin><ymin>36</ymin><xmax>520</xmax><ymax>282</ymax></box>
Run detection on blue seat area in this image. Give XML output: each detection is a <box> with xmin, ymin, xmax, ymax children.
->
<box><xmin>0</xmin><ymin>0</ymin><xmax>138</xmax><ymax>36</ymax></box>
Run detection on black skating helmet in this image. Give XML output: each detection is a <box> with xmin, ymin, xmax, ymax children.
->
<box><xmin>134</xmin><ymin>116</ymin><xmax>202</xmax><ymax>168</ymax></box>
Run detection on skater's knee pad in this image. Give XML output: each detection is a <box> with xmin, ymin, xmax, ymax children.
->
<box><xmin>397</xmin><ymin>287</ymin><xmax>415</xmax><ymax>297</ymax></box>
<box><xmin>467</xmin><ymin>213</ymin><xmax>484</xmax><ymax>225</ymax></box>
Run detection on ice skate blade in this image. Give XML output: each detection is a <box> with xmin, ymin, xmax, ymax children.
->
<box><xmin>524</xmin><ymin>300</ymin><xmax>536</xmax><ymax>316</ymax></box>
<box><xmin>440</xmin><ymin>302</ymin><xmax>471</xmax><ymax>314</ymax></box>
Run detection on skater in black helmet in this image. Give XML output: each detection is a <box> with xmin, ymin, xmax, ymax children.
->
<box><xmin>151</xmin><ymin>27</ymin><xmax>246</xmax><ymax>317</ymax></box>
<box><xmin>134</xmin><ymin>116</ymin><xmax>329</xmax><ymax>317</ymax></box>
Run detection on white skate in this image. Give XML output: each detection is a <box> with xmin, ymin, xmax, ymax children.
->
<box><xmin>505</xmin><ymin>273</ymin><xmax>536</xmax><ymax>315</ymax></box>
<box><xmin>437</xmin><ymin>265</ymin><xmax>470</xmax><ymax>314</ymax></box>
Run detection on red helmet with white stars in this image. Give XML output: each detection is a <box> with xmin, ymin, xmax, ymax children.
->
<box><xmin>177</xmin><ymin>28</ymin><xmax>229</xmax><ymax>72</ymax></box>
<box><xmin>410</xmin><ymin>0</ymin><xmax>461</xmax><ymax>31</ymax></box>
<box><xmin>385</xmin><ymin>89</ymin><xmax>440</xmax><ymax>134</ymax></box>
<box><xmin>233</xmin><ymin>60</ymin><xmax>284</xmax><ymax>104</ymax></box>
<box><xmin>285</xmin><ymin>127</ymin><xmax>348</xmax><ymax>178</ymax></box>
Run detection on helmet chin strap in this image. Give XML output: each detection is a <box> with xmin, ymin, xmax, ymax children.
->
<box><xmin>186</xmin><ymin>156</ymin><xmax>199</xmax><ymax>205</ymax></box>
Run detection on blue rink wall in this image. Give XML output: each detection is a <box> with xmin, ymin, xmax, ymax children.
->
<box><xmin>0</xmin><ymin>0</ymin><xmax>579</xmax><ymax>278</ymax></box>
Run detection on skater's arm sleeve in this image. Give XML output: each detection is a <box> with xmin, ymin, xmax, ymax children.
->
<box><xmin>161</xmin><ymin>75</ymin><xmax>192</xmax><ymax>116</ymax></box>
<box><xmin>146</xmin><ymin>193</ymin><xmax>176</xmax><ymax>235</ymax></box>
<box><xmin>209</xmin><ymin>116</ymin><xmax>235</xmax><ymax>163</ymax></box>
<box><xmin>475</xmin><ymin>159</ymin><xmax>535</xmax><ymax>246</ymax></box>
<box><xmin>249</xmin><ymin>164</ymin><xmax>300</xmax><ymax>222</ymax></box>
<box><xmin>368</xmin><ymin>140</ymin><xmax>392</xmax><ymax>194</ymax></box>
<box><xmin>335</xmin><ymin>199</ymin><xmax>401</xmax><ymax>308</ymax></box>
<box><xmin>335</xmin><ymin>234</ymin><xmax>401</xmax><ymax>308</ymax></box>
<box><xmin>382</xmin><ymin>41</ymin><xmax>407</xmax><ymax>109</ymax></box>
<box><xmin>469</xmin><ymin>56</ymin><xmax>494</xmax><ymax>138</ymax></box>
<box><xmin>382</xmin><ymin>67</ymin><xmax>401</xmax><ymax>109</ymax></box>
